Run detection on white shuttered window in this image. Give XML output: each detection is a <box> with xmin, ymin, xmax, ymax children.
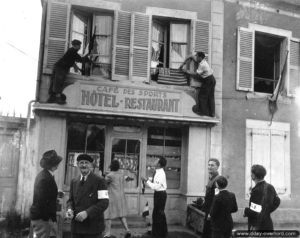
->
<box><xmin>246</xmin><ymin>120</ymin><xmax>290</xmax><ymax>199</ymax></box>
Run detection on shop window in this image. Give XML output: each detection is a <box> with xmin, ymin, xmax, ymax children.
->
<box><xmin>237</xmin><ymin>24</ymin><xmax>300</xmax><ymax>96</ymax></box>
<box><xmin>111</xmin><ymin>138</ymin><xmax>140</xmax><ymax>189</ymax></box>
<box><xmin>69</xmin><ymin>9</ymin><xmax>113</xmax><ymax>78</ymax></box>
<box><xmin>65</xmin><ymin>123</ymin><xmax>105</xmax><ymax>186</ymax></box>
<box><xmin>147</xmin><ymin>127</ymin><xmax>182</xmax><ymax>189</ymax></box>
<box><xmin>246</xmin><ymin>119</ymin><xmax>290</xmax><ymax>199</ymax></box>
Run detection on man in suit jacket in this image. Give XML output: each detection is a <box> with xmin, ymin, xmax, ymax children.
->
<box><xmin>201</xmin><ymin>158</ymin><xmax>220</xmax><ymax>238</ymax></box>
<box><xmin>66</xmin><ymin>154</ymin><xmax>109</xmax><ymax>238</ymax></box>
<box><xmin>244</xmin><ymin>165</ymin><xmax>280</xmax><ymax>231</ymax></box>
<box><xmin>30</xmin><ymin>150</ymin><xmax>63</xmax><ymax>238</ymax></box>
<box><xmin>210</xmin><ymin>176</ymin><xmax>238</xmax><ymax>238</ymax></box>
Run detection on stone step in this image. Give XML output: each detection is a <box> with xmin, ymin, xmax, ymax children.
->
<box><xmin>233</xmin><ymin>222</ymin><xmax>299</xmax><ymax>230</ymax></box>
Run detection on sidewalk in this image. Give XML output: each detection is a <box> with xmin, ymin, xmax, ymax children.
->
<box><xmin>106</xmin><ymin>225</ymin><xmax>201</xmax><ymax>238</ymax></box>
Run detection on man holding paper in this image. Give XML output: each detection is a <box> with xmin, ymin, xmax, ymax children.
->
<box><xmin>66</xmin><ymin>154</ymin><xmax>109</xmax><ymax>238</ymax></box>
<box><xmin>244</xmin><ymin>165</ymin><xmax>280</xmax><ymax>231</ymax></box>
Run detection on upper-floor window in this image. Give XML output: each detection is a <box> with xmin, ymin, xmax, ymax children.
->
<box><xmin>43</xmin><ymin>1</ymin><xmax>211</xmax><ymax>85</ymax></box>
<box><xmin>237</xmin><ymin>24</ymin><xmax>300</xmax><ymax>96</ymax></box>
<box><xmin>70</xmin><ymin>8</ymin><xmax>113</xmax><ymax>78</ymax></box>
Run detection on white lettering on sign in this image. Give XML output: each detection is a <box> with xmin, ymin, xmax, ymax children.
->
<box><xmin>79</xmin><ymin>85</ymin><xmax>182</xmax><ymax>115</ymax></box>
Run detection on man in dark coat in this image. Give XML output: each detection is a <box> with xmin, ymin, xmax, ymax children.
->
<box><xmin>30</xmin><ymin>150</ymin><xmax>63</xmax><ymax>238</ymax></box>
<box><xmin>201</xmin><ymin>158</ymin><xmax>220</xmax><ymax>238</ymax></box>
<box><xmin>48</xmin><ymin>39</ymin><xmax>87</xmax><ymax>104</ymax></box>
<box><xmin>210</xmin><ymin>176</ymin><xmax>238</xmax><ymax>238</ymax></box>
<box><xmin>244</xmin><ymin>164</ymin><xmax>280</xmax><ymax>231</ymax></box>
<box><xmin>66</xmin><ymin>154</ymin><xmax>109</xmax><ymax>238</ymax></box>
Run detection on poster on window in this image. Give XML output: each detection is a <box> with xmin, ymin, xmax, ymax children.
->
<box><xmin>112</xmin><ymin>153</ymin><xmax>138</xmax><ymax>172</ymax></box>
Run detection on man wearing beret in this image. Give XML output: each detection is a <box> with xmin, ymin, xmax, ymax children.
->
<box><xmin>30</xmin><ymin>150</ymin><xmax>63</xmax><ymax>238</ymax></box>
<box><xmin>48</xmin><ymin>39</ymin><xmax>88</xmax><ymax>104</ymax></box>
<box><xmin>66</xmin><ymin>154</ymin><xmax>109</xmax><ymax>238</ymax></box>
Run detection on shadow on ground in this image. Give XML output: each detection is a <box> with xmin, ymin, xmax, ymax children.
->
<box><xmin>110</xmin><ymin>231</ymin><xmax>199</xmax><ymax>238</ymax></box>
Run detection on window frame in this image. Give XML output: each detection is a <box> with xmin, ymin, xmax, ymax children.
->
<box><xmin>237</xmin><ymin>24</ymin><xmax>292</xmax><ymax>95</ymax></box>
<box><xmin>245</xmin><ymin>119</ymin><xmax>291</xmax><ymax>200</ymax></box>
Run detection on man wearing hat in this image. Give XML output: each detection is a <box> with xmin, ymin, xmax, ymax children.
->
<box><xmin>48</xmin><ymin>39</ymin><xmax>88</xmax><ymax>104</ymax></box>
<box><xmin>66</xmin><ymin>154</ymin><xmax>109</xmax><ymax>238</ymax></box>
<box><xmin>30</xmin><ymin>150</ymin><xmax>63</xmax><ymax>238</ymax></box>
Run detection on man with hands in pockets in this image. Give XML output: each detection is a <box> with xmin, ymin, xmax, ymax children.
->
<box><xmin>66</xmin><ymin>154</ymin><xmax>109</xmax><ymax>238</ymax></box>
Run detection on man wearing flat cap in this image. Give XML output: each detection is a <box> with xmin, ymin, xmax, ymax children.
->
<box><xmin>48</xmin><ymin>39</ymin><xmax>89</xmax><ymax>104</ymax></box>
<box><xmin>66</xmin><ymin>154</ymin><xmax>109</xmax><ymax>238</ymax></box>
<box><xmin>30</xmin><ymin>150</ymin><xmax>63</xmax><ymax>238</ymax></box>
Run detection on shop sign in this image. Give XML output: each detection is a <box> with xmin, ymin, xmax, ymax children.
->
<box><xmin>79</xmin><ymin>84</ymin><xmax>182</xmax><ymax>116</ymax></box>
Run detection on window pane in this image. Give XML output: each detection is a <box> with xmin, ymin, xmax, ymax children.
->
<box><xmin>112</xmin><ymin>138</ymin><xmax>126</xmax><ymax>153</ymax></box>
<box><xmin>67</xmin><ymin>122</ymin><xmax>86</xmax><ymax>151</ymax></box>
<box><xmin>147</xmin><ymin>127</ymin><xmax>181</xmax><ymax>189</ymax></box>
<box><xmin>86</xmin><ymin>124</ymin><xmax>105</xmax><ymax>151</ymax></box>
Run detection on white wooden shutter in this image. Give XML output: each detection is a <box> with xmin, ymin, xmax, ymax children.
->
<box><xmin>288</xmin><ymin>38</ymin><xmax>300</xmax><ymax>96</ymax></box>
<box><xmin>112</xmin><ymin>11</ymin><xmax>131</xmax><ymax>80</ymax></box>
<box><xmin>131</xmin><ymin>13</ymin><xmax>151</xmax><ymax>82</ymax></box>
<box><xmin>270</xmin><ymin>130</ymin><xmax>287</xmax><ymax>195</ymax></box>
<box><xmin>237</xmin><ymin>27</ymin><xmax>254</xmax><ymax>91</ymax></box>
<box><xmin>192</xmin><ymin>20</ymin><xmax>211</xmax><ymax>63</ymax></box>
<box><xmin>43</xmin><ymin>0</ymin><xmax>70</xmax><ymax>74</ymax></box>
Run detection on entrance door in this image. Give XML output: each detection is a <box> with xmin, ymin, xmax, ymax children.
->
<box><xmin>110</xmin><ymin>137</ymin><xmax>141</xmax><ymax>215</ymax></box>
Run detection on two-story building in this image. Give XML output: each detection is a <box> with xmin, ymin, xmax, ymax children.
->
<box><xmin>17</xmin><ymin>0</ymin><xmax>300</xmax><ymax>233</ymax></box>
<box><xmin>25</xmin><ymin>0</ymin><xmax>224</xmax><ymax>229</ymax></box>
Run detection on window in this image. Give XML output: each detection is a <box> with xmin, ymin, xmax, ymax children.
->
<box><xmin>69</xmin><ymin>8</ymin><xmax>113</xmax><ymax>78</ymax></box>
<box><xmin>65</xmin><ymin>122</ymin><xmax>105</xmax><ymax>186</ymax></box>
<box><xmin>44</xmin><ymin>2</ymin><xmax>211</xmax><ymax>84</ymax></box>
<box><xmin>246</xmin><ymin>119</ymin><xmax>290</xmax><ymax>199</ymax></box>
<box><xmin>237</xmin><ymin>24</ymin><xmax>300</xmax><ymax>95</ymax></box>
<box><xmin>147</xmin><ymin>127</ymin><xmax>182</xmax><ymax>189</ymax></box>
<box><xmin>254</xmin><ymin>32</ymin><xmax>286</xmax><ymax>94</ymax></box>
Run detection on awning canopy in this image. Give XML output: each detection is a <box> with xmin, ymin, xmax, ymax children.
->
<box><xmin>33</xmin><ymin>103</ymin><xmax>219</xmax><ymax>126</ymax></box>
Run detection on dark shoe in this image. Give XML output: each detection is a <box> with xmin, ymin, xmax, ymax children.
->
<box><xmin>54</xmin><ymin>94</ymin><xmax>66</xmax><ymax>105</ymax></box>
<box><xmin>124</xmin><ymin>232</ymin><xmax>131</xmax><ymax>238</ymax></box>
<box><xmin>47</xmin><ymin>95</ymin><xmax>56</xmax><ymax>103</ymax></box>
<box><xmin>192</xmin><ymin>105</ymin><xmax>203</xmax><ymax>116</ymax></box>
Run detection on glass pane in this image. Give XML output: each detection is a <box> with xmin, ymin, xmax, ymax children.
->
<box><xmin>148</xmin><ymin>127</ymin><xmax>164</xmax><ymax>146</ymax></box>
<box><xmin>67</xmin><ymin>122</ymin><xmax>86</xmax><ymax>151</ymax></box>
<box><xmin>111</xmin><ymin>139</ymin><xmax>140</xmax><ymax>189</ymax></box>
<box><xmin>86</xmin><ymin>124</ymin><xmax>105</xmax><ymax>151</ymax></box>
<box><xmin>112</xmin><ymin>138</ymin><xmax>126</xmax><ymax>153</ymax></box>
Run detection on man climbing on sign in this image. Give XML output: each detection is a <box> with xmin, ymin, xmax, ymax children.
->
<box><xmin>179</xmin><ymin>51</ymin><xmax>216</xmax><ymax>117</ymax></box>
<box><xmin>47</xmin><ymin>39</ymin><xmax>88</xmax><ymax>104</ymax></box>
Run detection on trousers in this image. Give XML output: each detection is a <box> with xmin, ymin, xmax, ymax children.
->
<box><xmin>152</xmin><ymin>191</ymin><xmax>168</xmax><ymax>238</ymax></box>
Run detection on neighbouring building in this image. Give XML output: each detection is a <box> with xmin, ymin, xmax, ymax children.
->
<box><xmin>15</xmin><ymin>0</ymin><xmax>300</xmax><ymax>234</ymax></box>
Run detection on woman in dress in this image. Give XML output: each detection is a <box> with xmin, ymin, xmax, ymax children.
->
<box><xmin>104</xmin><ymin>160</ymin><xmax>131</xmax><ymax>238</ymax></box>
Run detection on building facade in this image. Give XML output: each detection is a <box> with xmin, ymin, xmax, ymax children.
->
<box><xmin>22</xmin><ymin>0</ymin><xmax>300</xmax><ymax>231</ymax></box>
<box><xmin>222</xmin><ymin>0</ymin><xmax>300</xmax><ymax>225</ymax></box>
<box><xmin>29</xmin><ymin>0</ymin><xmax>224</xmax><ymax>227</ymax></box>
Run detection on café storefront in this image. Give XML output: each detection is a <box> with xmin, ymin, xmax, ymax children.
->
<box><xmin>33</xmin><ymin>80</ymin><xmax>218</xmax><ymax>225</ymax></box>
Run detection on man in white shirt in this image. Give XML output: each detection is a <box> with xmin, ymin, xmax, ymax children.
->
<box><xmin>179</xmin><ymin>51</ymin><xmax>216</xmax><ymax>117</ymax></box>
<box><xmin>142</xmin><ymin>157</ymin><xmax>168</xmax><ymax>238</ymax></box>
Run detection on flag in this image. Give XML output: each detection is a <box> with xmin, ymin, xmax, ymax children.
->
<box><xmin>142</xmin><ymin>202</ymin><xmax>150</xmax><ymax>217</ymax></box>
<box><xmin>268</xmin><ymin>50</ymin><xmax>289</xmax><ymax>125</ymax></box>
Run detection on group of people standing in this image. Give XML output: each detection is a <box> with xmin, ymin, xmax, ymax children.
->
<box><xmin>200</xmin><ymin>158</ymin><xmax>281</xmax><ymax>238</ymax></box>
<box><xmin>29</xmin><ymin>150</ymin><xmax>280</xmax><ymax>238</ymax></box>
<box><xmin>30</xmin><ymin>150</ymin><xmax>168</xmax><ymax>238</ymax></box>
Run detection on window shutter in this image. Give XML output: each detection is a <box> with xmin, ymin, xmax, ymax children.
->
<box><xmin>43</xmin><ymin>0</ymin><xmax>70</xmax><ymax>74</ymax></box>
<box><xmin>192</xmin><ymin>20</ymin><xmax>211</xmax><ymax>63</ymax></box>
<box><xmin>288</xmin><ymin>38</ymin><xmax>300</xmax><ymax>96</ymax></box>
<box><xmin>131</xmin><ymin>13</ymin><xmax>151</xmax><ymax>82</ymax></box>
<box><xmin>270</xmin><ymin>130</ymin><xmax>287</xmax><ymax>195</ymax></box>
<box><xmin>237</xmin><ymin>27</ymin><xmax>254</xmax><ymax>91</ymax></box>
<box><xmin>112</xmin><ymin>11</ymin><xmax>131</xmax><ymax>80</ymax></box>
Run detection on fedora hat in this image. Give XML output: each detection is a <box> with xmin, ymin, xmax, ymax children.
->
<box><xmin>40</xmin><ymin>150</ymin><xmax>62</xmax><ymax>169</ymax></box>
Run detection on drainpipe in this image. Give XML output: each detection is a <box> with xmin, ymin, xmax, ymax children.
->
<box><xmin>35</xmin><ymin>0</ymin><xmax>47</xmax><ymax>102</ymax></box>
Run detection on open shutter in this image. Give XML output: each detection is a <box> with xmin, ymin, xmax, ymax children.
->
<box><xmin>131</xmin><ymin>13</ymin><xmax>151</xmax><ymax>82</ymax></box>
<box><xmin>288</xmin><ymin>38</ymin><xmax>300</xmax><ymax>96</ymax></box>
<box><xmin>112</xmin><ymin>11</ymin><xmax>131</xmax><ymax>80</ymax></box>
<box><xmin>270</xmin><ymin>130</ymin><xmax>287</xmax><ymax>195</ymax></box>
<box><xmin>192</xmin><ymin>20</ymin><xmax>211</xmax><ymax>63</ymax></box>
<box><xmin>43</xmin><ymin>0</ymin><xmax>70</xmax><ymax>74</ymax></box>
<box><xmin>237</xmin><ymin>27</ymin><xmax>254</xmax><ymax>91</ymax></box>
